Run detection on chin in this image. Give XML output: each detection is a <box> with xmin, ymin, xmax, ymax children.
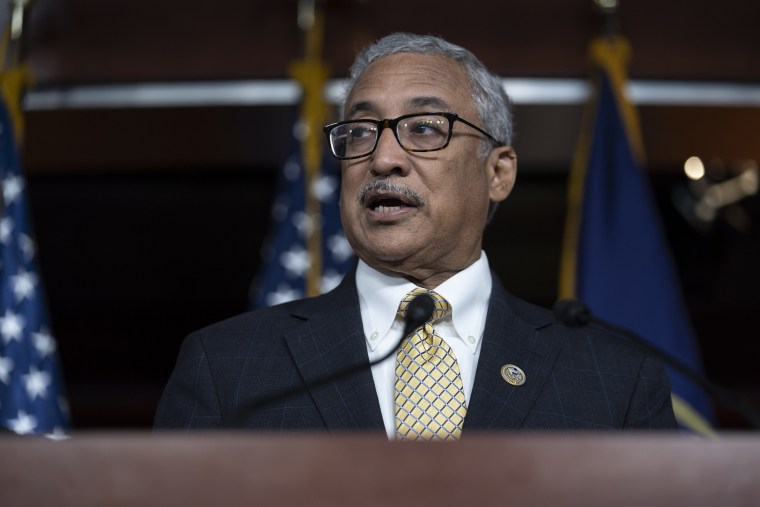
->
<box><xmin>353</xmin><ymin>239</ymin><xmax>416</xmax><ymax>265</ymax></box>
<box><xmin>365</xmin><ymin>247</ymin><xmax>413</xmax><ymax>264</ymax></box>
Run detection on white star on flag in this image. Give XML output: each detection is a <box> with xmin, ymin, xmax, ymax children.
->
<box><xmin>19</xmin><ymin>233</ymin><xmax>36</xmax><ymax>261</ymax></box>
<box><xmin>292</xmin><ymin>211</ymin><xmax>315</xmax><ymax>239</ymax></box>
<box><xmin>45</xmin><ymin>427</ymin><xmax>70</xmax><ymax>441</ymax></box>
<box><xmin>32</xmin><ymin>329</ymin><xmax>57</xmax><ymax>358</ymax></box>
<box><xmin>2</xmin><ymin>173</ymin><xmax>24</xmax><ymax>205</ymax></box>
<box><xmin>283</xmin><ymin>159</ymin><xmax>301</xmax><ymax>181</ymax></box>
<box><xmin>321</xmin><ymin>270</ymin><xmax>344</xmax><ymax>293</ymax></box>
<box><xmin>280</xmin><ymin>245</ymin><xmax>311</xmax><ymax>278</ymax></box>
<box><xmin>311</xmin><ymin>175</ymin><xmax>338</xmax><ymax>202</ymax></box>
<box><xmin>327</xmin><ymin>233</ymin><xmax>355</xmax><ymax>263</ymax></box>
<box><xmin>271</xmin><ymin>195</ymin><xmax>290</xmax><ymax>222</ymax></box>
<box><xmin>22</xmin><ymin>366</ymin><xmax>52</xmax><ymax>400</ymax></box>
<box><xmin>265</xmin><ymin>284</ymin><xmax>302</xmax><ymax>306</ymax></box>
<box><xmin>0</xmin><ymin>310</ymin><xmax>25</xmax><ymax>344</ymax></box>
<box><xmin>11</xmin><ymin>269</ymin><xmax>37</xmax><ymax>302</ymax></box>
<box><xmin>292</xmin><ymin>119</ymin><xmax>309</xmax><ymax>142</ymax></box>
<box><xmin>0</xmin><ymin>354</ymin><xmax>14</xmax><ymax>384</ymax></box>
<box><xmin>58</xmin><ymin>396</ymin><xmax>70</xmax><ymax>419</ymax></box>
<box><xmin>8</xmin><ymin>409</ymin><xmax>38</xmax><ymax>435</ymax></box>
<box><xmin>0</xmin><ymin>216</ymin><xmax>13</xmax><ymax>244</ymax></box>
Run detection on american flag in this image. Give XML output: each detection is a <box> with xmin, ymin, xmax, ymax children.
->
<box><xmin>0</xmin><ymin>98</ymin><xmax>69</xmax><ymax>436</ymax></box>
<box><xmin>252</xmin><ymin>121</ymin><xmax>355</xmax><ymax>308</ymax></box>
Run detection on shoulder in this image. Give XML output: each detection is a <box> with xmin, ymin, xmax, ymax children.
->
<box><xmin>188</xmin><ymin>295</ymin><xmax>320</xmax><ymax>345</ymax></box>
<box><xmin>490</xmin><ymin>275</ymin><xmax>655</xmax><ymax>370</ymax></box>
<box><xmin>489</xmin><ymin>278</ymin><xmax>675</xmax><ymax>428</ymax></box>
<box><xmin>194</xmin><ymin>298</ymin><xmax>309</xmax><ymax>337</ymax></box>
<box><xmin>188</xmin><ymin>274</ymin><xmax>359</xmax><ymax>349</ymax></box>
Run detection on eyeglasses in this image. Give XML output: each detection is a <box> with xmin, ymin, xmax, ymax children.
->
<box><xmin>323</xmin><ymin>112</ymin><xmax>501</xmax><ymax>160</ymax></box>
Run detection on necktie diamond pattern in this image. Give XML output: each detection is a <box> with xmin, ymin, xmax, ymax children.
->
<box><xmin>394</xmin><ymin>289</ymin><xmax>467</xmax><ymax>440</ymax></box>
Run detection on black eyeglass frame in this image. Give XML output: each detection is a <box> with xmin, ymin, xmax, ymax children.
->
<box><xmin>322</xmin><ymin>112</ymin><xmax>502</xmax><ymax>160</ymax></box>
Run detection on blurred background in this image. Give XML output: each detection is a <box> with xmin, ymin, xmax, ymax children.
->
<box><xmin>8</xmin><ymin>0</ymin><xmax>760</xmax><ymax>429</ymax></box>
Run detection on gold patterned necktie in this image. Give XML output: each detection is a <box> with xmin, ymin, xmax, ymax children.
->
<box><xmin>394</xmin><ymin>288</ymin><xmax>467</xmax><ymax>440</ymax></box>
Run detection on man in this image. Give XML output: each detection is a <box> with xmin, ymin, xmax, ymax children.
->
<box><xmin>154</xmin><ymin>33</ymin><xmax>677</xmax><ymax>436</ymax></box>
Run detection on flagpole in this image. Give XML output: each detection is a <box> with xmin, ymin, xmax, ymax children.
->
<box><xmin>290</xmin><ymin>0</ymin><xmax>330</xmax><ymax>297</ymax></box>
<box><xmin>560</xmin><ymin>0</ymin><xmax>716</xmax><ymax>434</ymax></box>
<box><xmin>1</xmin><ymin>0</ymin><xmax>32</xmax><ymax>145</ymax></box>
<box><xmin>560</xmin><ymin>0</ymin><xmax>644</xmax><ymax>298</ymax></box>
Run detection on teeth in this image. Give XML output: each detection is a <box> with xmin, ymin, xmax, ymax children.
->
<box><xmin>374</xmin><ymin>205</ymin><xmax>401</xmax><ymax>213</ymax></box>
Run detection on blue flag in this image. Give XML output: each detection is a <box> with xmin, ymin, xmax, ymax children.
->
<box><xmin>561</xmin><ymin>38</ymin><xmax>713</xmax><ymax>433</ymax></box>
<box><xmin>252</xmin><ymin>127</ymin><xmax>355</xmax><ymax>308</ymax></box>
<box><xmin>0</xmin><ymin>97</ymin><xmax>69</xmax><ymax>435</ymax></box>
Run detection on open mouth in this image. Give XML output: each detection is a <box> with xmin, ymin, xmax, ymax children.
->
<box><xmin>364</xmin><ymin>193</ymin><xmax>419</xmax><ymax>213</ymax></box>
<box><xmin>367</xmin><ymin>196</ymin><xmax>410</xmax><ymax>213</ymax></box>
<box><xmin>358</xmin><ymin>181</ymin><xmax>425</xmax><ymax>216</ymax></box>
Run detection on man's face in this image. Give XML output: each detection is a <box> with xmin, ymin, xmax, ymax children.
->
<box><xmin>339</xmin><ymin>53</ymin><xmax>515</xmax><ymax>287</ymax></box>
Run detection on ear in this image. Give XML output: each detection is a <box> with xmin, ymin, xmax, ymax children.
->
<box><xmin>486</xmin><ymin>146</ymin><xmax>517</xmax><ymax>203</ymax></box>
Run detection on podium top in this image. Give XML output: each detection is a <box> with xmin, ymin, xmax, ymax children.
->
<box><xmin>2</xmin><ymin>432</ymin><xmax>760</xmax><ymax>506</ymax></box>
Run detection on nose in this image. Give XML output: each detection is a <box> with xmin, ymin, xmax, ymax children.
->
<box><xmin>369</xmin><ymin>128</ymin><xmax>409</xmax><ymax>177</ymax></box>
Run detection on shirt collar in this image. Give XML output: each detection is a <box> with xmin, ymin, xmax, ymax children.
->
<box><xmin>435</xmin><ymin>253</ymin><xmax>492</xmax><ymax>350</ymax></box>
<box><xmin>355</xmin><ymin>252</ymin><xmax>492</xmax><ymax>352</ymax></box>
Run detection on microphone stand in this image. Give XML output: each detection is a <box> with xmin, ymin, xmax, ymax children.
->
<box><xmin>227</xmin><ymin>294</ymin><xmax>435</xmax><ymax>427</ymax></box>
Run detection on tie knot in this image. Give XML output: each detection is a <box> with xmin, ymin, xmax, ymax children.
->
<box><xmin>397</xmin><ymin>288</ymin><xmax>450</xmax><ymax>322</ymax></box>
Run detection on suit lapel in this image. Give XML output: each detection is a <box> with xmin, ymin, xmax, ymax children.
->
<box><xmin>283</xmin><ymin>274</ymin><xmax>385</xmax><ymax>433</ymax></box>
<box><xmin>279</xmin><ymin>270</ymin><xmax>560</xmax><ymax>433</ymax></box>
<box><xmin>464</xmin><ymin>276</ymin><xmax>562</xmax><ymax>431</ymax></box>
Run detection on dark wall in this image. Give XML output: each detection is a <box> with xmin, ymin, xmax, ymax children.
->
<box><xmin>27</xmin><ymin>167</ymin><xmax>273</xmax><ymax>426</ymax></box>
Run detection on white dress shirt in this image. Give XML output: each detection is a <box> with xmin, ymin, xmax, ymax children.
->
<box><xmin>355</xmin><ymin>252</ymin><xmax>493</xmax><ymax>438</ymax></box>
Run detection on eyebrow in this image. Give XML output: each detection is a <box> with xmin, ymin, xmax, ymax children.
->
<box><xmin>346</xmin><ymin>101</ymin><xmax>374</xmax><ymax>118</ymax></box>
<box><xmin>409</xmin><ymin>96</ymin><xmax>452</xmax><ymax>110</ymax></box>
<box><xmin>345</xmin><ymin>96</ymin><xmax>453</xmax><ymax>119</ymax></box>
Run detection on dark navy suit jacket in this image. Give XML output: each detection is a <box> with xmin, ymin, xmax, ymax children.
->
<box><xmin>154</xmin><ymin>272</ymin><xmax>677</xmax><ymax>431</ymax></box>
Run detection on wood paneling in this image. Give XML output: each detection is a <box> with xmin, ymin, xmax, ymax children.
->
<box><xmin>26</xmin><ymin>0</ymin><xmax>760</xmax><ymax>83</ymax></box>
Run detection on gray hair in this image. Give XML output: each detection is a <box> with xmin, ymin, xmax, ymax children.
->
<box><xmin>341</xmin><ymin>32</ymin><xmax>514</xmax><ymax>156</ymax></box>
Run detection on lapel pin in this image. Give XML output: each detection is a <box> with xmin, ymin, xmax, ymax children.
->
<box><xmin>501</xmin><ymin>364</ymin><xmax>526</xmax><ymax>386</ymax></box>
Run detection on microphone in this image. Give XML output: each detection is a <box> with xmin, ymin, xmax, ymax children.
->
<box><xmin>401</xmin><ymin>292</ymin><xmax>435</xmax><ymax>341</ymax></box>
<box><xmin>228</xmin><ymin>292</ymin><xmax>435</xmax><ymax>426</ymax></box>
<box><xmin>553</xmin><ymin>298</ymin><xmax>591</xmax><ymax>326</ymax></box>
<box><xmin>553</xmin><ymin>298</ymin><xmax>760</xmax><ymax>429</ymax></box>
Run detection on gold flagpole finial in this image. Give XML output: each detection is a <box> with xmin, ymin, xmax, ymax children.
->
<box><xmin>593</xmin><ymin>0</ymin><xmax>618</xmax><ymax>13</ymax></box>
<box><xmin>2</xmin><ymin>0</ymin><xmax>34</xmax><ymax>145</ymax></box>
<box><xmin>298</xmin><ymin>0</ymin><xmax>316</xmax><ymax>31</ymax></box>
<box><xmin>593</xmin><ymin>0</ymin><xmax>621</xmax><ymax>39</ymax></box>
<box><xmin>11</xmin><ymin>0</ymin><xmax>31</xmax><ymax>41</ymax></box>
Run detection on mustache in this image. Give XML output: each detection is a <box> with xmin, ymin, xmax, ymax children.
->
<box><xmin>357</xmin><ymin>180</ymin><xmax>426</xmax><ymax>207</ymax></box>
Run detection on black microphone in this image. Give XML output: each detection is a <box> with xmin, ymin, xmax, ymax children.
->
<box><xmin>228</xmin><ymin>292</ymin><xmax>435</xmax><ymax>426</ymax></box>
<box><xmin>553</xmin><ymin>298</ymin><xmax>760</xmax><ymax>429</ymax></box>
<box><xmin>553</xmin><ymin>298</ymin><xmax>592</xmax><ymax>326</ymax></box>
<box><xmin>401</xmin><ymin>292</ymin><xmax>435</xmax><ymax>340</ymax></box>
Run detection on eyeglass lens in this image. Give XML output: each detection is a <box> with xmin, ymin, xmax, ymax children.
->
<box><xmin>329</xmin><ymin>114</ymin><xmax>451</xmax><ymax>159</ymax></box>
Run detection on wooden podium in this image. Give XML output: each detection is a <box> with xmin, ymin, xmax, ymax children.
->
<box><xmin>2</xmin><ymin>432</ymin><xmax>760</xmax><ymax>506</ymax></box>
